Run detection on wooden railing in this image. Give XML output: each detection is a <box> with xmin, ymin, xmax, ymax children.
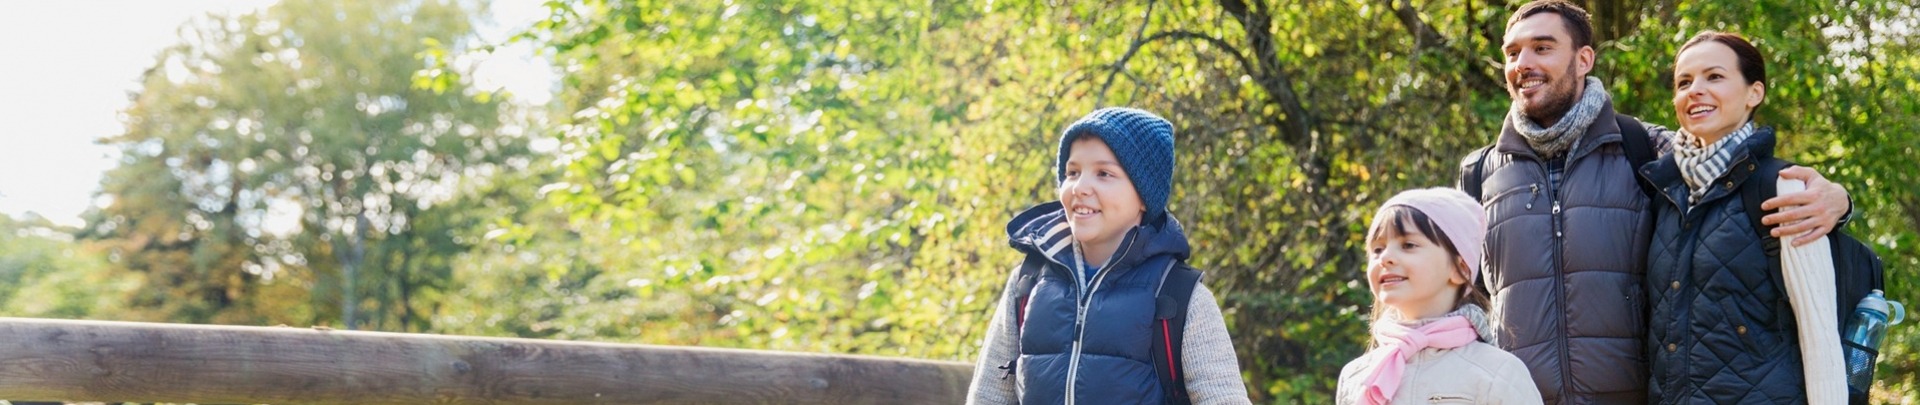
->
<box><xmin>0</xmin><ymin>317</ymin><xmax>974</xmax><ymax>404</ymax></box>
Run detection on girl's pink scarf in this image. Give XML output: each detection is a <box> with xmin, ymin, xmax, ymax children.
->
<box><xmin>1361</xmin><ymin>315</ymin><xmax>1479</xmax><ymax>405</ymax></box>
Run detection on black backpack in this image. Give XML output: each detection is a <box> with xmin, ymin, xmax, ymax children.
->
<box><xmin>1740</xmin><ymin>156</ymin><xmax>1886</xmax><ymax>405</ymax></box>
<box><xmin>995</xmin><ymin>255</ymin><xmax>1203</xmax><ymax>405</ymax></box>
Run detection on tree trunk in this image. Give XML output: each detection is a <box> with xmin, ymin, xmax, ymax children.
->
<box><xmin>336</xmin><ymin>211</ymin><xmax>370</xmax><ymax>330</ymax></box>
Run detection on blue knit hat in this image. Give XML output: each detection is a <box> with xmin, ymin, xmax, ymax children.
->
<box><xmin>1056</xmin><ymin>107</ymin><xmax>1177</xmax><ymax>223</ymax></box>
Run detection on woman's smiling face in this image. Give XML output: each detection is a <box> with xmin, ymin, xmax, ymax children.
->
<box><xmin>1672</xmin><ymin>41</ymin><xmax>1765</xmax><ymax>142</ymax></box>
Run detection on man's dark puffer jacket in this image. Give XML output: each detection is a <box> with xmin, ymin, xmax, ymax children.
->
<box><xmin>1459</xmin><ymin>102</ymin><xmax>1668</xmax><ymax>405</ymax></box>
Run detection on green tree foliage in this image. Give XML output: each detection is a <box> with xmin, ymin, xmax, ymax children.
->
<box><xmin>84</xmin><ymin>0</ymin><xmax>524</xmax><ymax>330</ymax></box>
<box><xmin>0</xmin><ymin>214</ymin><xmax>136</xmax><ymax>319</ymax></box>
<box><xmin>22</xmin><ymin>0</ymin><xmax>1911</xmax><ymax>402</ymax></box>
<box><xmin>468</xmin><ymin>0</ymin><xmax>1011</xmax><ymax>354</ymax></box>
<box><xmin>516</xmin><ymin>0</ymin><xmax>1919</xmax><ymax>402</ymax></box>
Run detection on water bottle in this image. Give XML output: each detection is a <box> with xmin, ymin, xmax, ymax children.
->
<box><xmin>1843</xmin><ymin>289</ymin><xmax>1905</xmax><ymax>391</ymax></box>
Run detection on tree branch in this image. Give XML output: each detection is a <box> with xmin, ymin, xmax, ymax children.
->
<box><xmin>1218</xmin><ymin>0</ymin><xmax>1313</xmax><ymax>148</ymax></box>
<box><xmin>1097</xmin><ymin>0</ymin><xmax>1158</xmax><ymax>107</ymax></box>
<box><xmin>1034</xmin><ymin>66</ymin><xmax>1101</xmax><ymax>138</ymax></box>
<box><xmin>1385</xmin><ymin>0</ymin><xmax>1505</xmax><ymax>96</ymax></box>
<box><xmin>1143</xmin><ymin>31</ymin><xmax>1259</xmax><ymax>81</ymax></box>
<box><xmin>1394</xmin><ymin>0</ymin><xmax>1446</xmax><ymax>49</ymax></box>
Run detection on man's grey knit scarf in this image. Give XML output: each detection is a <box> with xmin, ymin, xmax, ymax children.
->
<box><xmin>1509</xmin><ymin>76</ymin><xmax>1610</xmax><ymax>158</ymax></box>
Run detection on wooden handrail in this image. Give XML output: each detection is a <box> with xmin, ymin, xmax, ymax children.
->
<box><xmin>0</xmin><ymin>317</ymin><xmax>974</xmax><ymax>404</ymax></box>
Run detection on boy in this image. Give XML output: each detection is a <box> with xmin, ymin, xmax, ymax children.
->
<box><xmin>966</xmin><ymin>107</ymin><xmax>1250</xmax><ymax>405</ymax></box>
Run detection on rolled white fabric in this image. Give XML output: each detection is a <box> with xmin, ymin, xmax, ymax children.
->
<box><xmin>1776</xmin><ymin>178</ymin><xmax>1847</xmax><ymax>405</ymax></box>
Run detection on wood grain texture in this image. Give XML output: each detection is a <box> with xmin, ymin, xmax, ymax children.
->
<box><xmin>0</xmin><ymin>317</ymin><xmax>974</xmax><ymax>404</ymax></box>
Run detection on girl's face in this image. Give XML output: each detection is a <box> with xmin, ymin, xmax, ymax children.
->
<box><xmin>1058</xmin><ymin>138</ymin><xmax>1145</xmax><ymax>250</ymax></box>
<box><xmin>1672</xmin><ymin>41</ymin><xmax>1764</xmax><ymax>143</ymax></box>
<box><xmin>1366</xmin><ymin>215</ymin><xmax>1467</xmax><ymax>320</ymax></box>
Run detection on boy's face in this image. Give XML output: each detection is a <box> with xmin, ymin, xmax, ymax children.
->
<box><xmin>1058</xmin><ymin>138</ymin><xmax>1145</xmax><ymax>249</ymax></box>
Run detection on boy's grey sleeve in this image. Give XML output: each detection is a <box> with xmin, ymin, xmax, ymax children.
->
<box><xmin>1182</xmin><ymin>283</ymin><xmax>1254</xmax><ymax>405</ymax></box>
<box><xmin>965</xmin><ymin>269</ymin><xmax>1023</xmax><ymax>405</ymax></box>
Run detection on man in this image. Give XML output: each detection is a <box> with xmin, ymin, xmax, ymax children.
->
<box><xmin>1458</xmin><ymin>1</ymin><xmax>1852</xmax><ymax>403</ymax></box>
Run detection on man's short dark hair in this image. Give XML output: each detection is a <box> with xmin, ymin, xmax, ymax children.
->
<box><xmin>1509</xmin><ymin>0</ymin><xmax>1595</xmax><ymax>50</ymax></box>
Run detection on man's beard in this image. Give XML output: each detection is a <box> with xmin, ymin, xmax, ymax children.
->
<box><xmin>1513</xmin><ymin>64</ymin><xmax>1582</xmax><ymax>126</ymax></box>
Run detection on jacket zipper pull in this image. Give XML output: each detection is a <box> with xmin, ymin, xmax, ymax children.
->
<box><xmin>1553</xmin><ymin>201</ymin><xmax>1564</xmax><ymax>238</ymax></box>
<box><xmin>1526</xmin><ymin>183</ymin><xmax>1540</xmax><ymax>210</ymax></box>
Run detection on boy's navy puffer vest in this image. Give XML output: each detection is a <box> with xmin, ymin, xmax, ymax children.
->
<box><xmin>1642</xmin><ymin>127</ymin><xmax>1806</xmax><ymax>403</ymax></box>
<box><xmin>1005</xmin><ymin>201</ymin><xmax>1190</xmax><ymax>405</ymax></box>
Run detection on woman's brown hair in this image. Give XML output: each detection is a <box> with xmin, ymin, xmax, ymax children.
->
<box><xmin>1678</xmin><ymin>31</ymin><xmax>1767</xmax><ymax>99</ymax></box>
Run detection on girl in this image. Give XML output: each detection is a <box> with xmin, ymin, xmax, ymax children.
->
<box><xmin>1337</xmin><ymin>188</ymin><xmax>1540</xmax><ymax>404</ymax></box>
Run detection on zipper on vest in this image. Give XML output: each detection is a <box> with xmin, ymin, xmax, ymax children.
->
<box><xmin>1063</xmin><ymin>228</ymin><xmax>1140</xmax><ymax>404</ymax></box>
<box><xmin>1547</xmin><ymin>157</ymin><xmax>1571</xmax><ymax>402</ymax></box>
<box><xmin>1064</xmin><ymin>340</ymin><xmax>1081</xmax><ymax>404</ymax></box>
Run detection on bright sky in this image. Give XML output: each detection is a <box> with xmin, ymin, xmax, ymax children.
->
<box><xmin>0</xmin><ymin>0</ymin><xmax>555</xmax><ymax>227</ymax></box>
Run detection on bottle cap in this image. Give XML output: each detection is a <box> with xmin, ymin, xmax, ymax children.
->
<box><xmin>1859</xmin><ymin>290</ymin><xmax>1906</xmax><ymax>325</ymax></box>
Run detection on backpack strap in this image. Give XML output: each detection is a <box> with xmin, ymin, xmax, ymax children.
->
<box><xmin>1461</xmin><ymin>145</ymin><xmax>1496</xmax><ymax>201</ymax></box>
<box><xmin>1012</xmin><ymin>255</ymin><xmax>1048</xmax><ymax>330</ymax></box>
<box><xmin>1741</xmin><ymin>157</ymin><xmax>1795</xmax><ymax>257</ymax></box>
<box><xmin>1152</xmin><ymin>262</ymin><xmax>1202</xmax><ymax>405</ymax></box>
<box><xmin>1458</xmin><ymin>145</ymin><xmax>1496</xmax><ymax>296</ymax></box>
<box><xmin>1617</xmin><ymin>114</ymin><xmax>1662</xmax><ymax>201</ymax></box>
<box><xmin>997</xmin><ymin>254</ymin><xmax>1050</xmax><ymax>380</ymax></box>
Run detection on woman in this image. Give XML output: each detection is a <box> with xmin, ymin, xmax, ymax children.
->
<box><xmin>1641</xmin><ymin>31</ymin><xmax>1841</xmax><ymax>403</ymax></box>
